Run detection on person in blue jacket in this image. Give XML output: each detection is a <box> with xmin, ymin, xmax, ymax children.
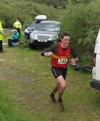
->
<box><xmin>8</xmin><ymin>29</ymin><xmax>20</xmax><ymax>47</ymax></box>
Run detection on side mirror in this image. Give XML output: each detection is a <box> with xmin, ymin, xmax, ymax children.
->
<box><xmin>25</xmin><ymin>24</ymin><xmax>30</xmax><ymax>29</ymax></box>
<box><xmin>32</xmin><ymin>27</ymin><xmax>35</xmax><ymax>30</ymax></box>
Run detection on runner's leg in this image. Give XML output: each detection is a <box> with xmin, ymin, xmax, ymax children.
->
<box><xmin>57</xmin><ymin>75</ymin><xmax>66</xmax><ymax>110</ymax></box>
<box><xmin>52</xmin><ymin>83</ymin><xmax>60</xmax><ymax>94</ymax></box>
<box><xmin>57</xmin><ymin>75</ymin><xmax>66</xmax><ymax>100</ymax></box>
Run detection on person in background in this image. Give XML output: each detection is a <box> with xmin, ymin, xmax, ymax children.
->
<box><xmin>0</xmin><ymin>21</ymin><xmax>4</xmax><ymax>52</ymax></box>
<box><xmin>41</xmin><ymin>32</ymin><xmax>78</xmax><ymax>111</ymax></box>
<box><xmin>8</xmin><ymin>29</ymin><xmax>20</xmax><ymax>47</ymax></box>
<box><xmin>13</xmin><ymin>19</ymin><xmax>22</xmax><ymax>37</ymax></box>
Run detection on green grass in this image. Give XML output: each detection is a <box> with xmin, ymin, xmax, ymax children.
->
<box><xmin>0</xmin><ymin>42</ymin><xmax>100</xmax><ymax>121</ymax></box>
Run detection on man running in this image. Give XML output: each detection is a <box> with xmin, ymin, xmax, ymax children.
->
<box><xmin>41</xmin><ymin>32</ymin><xmax>78</xmax><ymax>111</ymax></box>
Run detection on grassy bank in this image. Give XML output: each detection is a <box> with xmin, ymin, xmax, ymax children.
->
<box><xmin>0</xmin><ymin>45</ymin><xmax>100</xmax><ymax>121</ymax></box>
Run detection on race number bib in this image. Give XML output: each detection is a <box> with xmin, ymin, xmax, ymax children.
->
<box><xmin>58</xmin><ymin>59</ymin><xmax>68</xmax><ymax>64</ymax></box>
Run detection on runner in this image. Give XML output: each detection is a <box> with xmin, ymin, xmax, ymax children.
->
<box><xmin>41</xmin><ymin>32</ymin><xmax>78</xmax><ymax>111</ymax></box>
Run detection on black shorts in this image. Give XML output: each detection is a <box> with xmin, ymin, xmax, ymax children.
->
<box><xmin>51</xmin><ymin>66</ymin><xmax>67</xmax><ymax>79</ymax></box>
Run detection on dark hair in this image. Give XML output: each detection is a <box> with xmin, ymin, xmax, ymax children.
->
<box><xmin>60</xmin><ymin>32</ymin><xmax>70</xmax><ymax>39</ymax></box>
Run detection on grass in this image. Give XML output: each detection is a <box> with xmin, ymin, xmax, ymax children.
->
<box><xmin>0</xmin><ymin>38</ymin><xmax>100</xmax><ymax>121</ymax></box>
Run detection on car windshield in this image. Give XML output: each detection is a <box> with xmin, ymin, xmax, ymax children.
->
<box><xmin>35</xmin><ymin>22</ymin><xmax>60</xmax><ymax>32</ymax></box>
<box><xmin>29</xmin><ymin>22</ymin><xmax>39</xmax><ymax>28</ymax></box>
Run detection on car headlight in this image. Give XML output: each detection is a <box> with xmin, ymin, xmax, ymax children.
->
<box><xmin>25</xmin><ymin>28</ymin><xmax>29</xmax><ymax>33</ymax></box>
<box><xmin>30</xmin><ymin>33</ymin><xmax>35</xmax><ymax>39</ymax></box>
<box><xmin>51</xmin><ymin>35</ymin><xmax>58</xmax><ymax>40</ymax></box>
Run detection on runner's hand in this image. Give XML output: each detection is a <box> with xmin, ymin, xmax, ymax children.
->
<box><xmin>44</xmin><ymin>52</ymin><xmax>54</xmax><ymax>56</ymax></box>
<box><xmin>70</xmin><ymin>58</ymin><xmax>78</xmax><ymax>64</ymax></box>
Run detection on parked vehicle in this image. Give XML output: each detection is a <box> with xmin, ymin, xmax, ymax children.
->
<box><xmin>29</xmin><ymin>20</ymin><xmax>60</xmax><ymax>48</ymax></box>
<box><xmin>24</xmin><ymin>15</ymin><xmax>47</xmax><ymax>40</ymax></box>
<box><xmin>90</xmin><ymin>29</ymin><xmax>100</xmax><ymax>90</ymax></box>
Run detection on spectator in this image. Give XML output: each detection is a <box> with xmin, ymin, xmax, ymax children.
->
<box><xmin>8</xmin><ymin>29</ymin><xmax>20</xmax><ymax>47</ymax></box>
<box><xmin>0</xmin><ymin>21</ymin><xmax>4</xmax><ymax>52</ymax></box>
<box><xmin>13</xmin><ymin>19</ymin><xmax>22</xmax><ymax>36</ymax></box>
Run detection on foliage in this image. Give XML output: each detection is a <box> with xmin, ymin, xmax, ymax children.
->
<box><xmin>68</xmin><ymin>0</ymin><xmax>94</xmax><ymax>4</ymax></box>
<box><xmin>31</xmin><ymin>0</ymin><xmax>67</xmax><ymax>8</ymax></box>
<box><xmin>60</xmin><ymin>0</ymin><xmax>100</xmax><ymax>62</ymax></box>
<box><xmin>0</xmin><ymin>0</ymin><xmax>58</xmax><ymax>28</ymax></box>
<box><xmin>31</xmin><ymin>0</ymin><xmax>93</xmax><ymax>8</ymax></box>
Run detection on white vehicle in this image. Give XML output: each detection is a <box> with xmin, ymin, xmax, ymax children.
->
<box><xmin>90</xmin><ymin>29</ymin><xmax>100</xmax><ymax>90</ymax></box>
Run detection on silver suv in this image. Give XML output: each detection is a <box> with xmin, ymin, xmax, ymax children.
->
<box><xmin>29</xmin><ymin>20</ymin><xmax>60</xmax><ymax>48</ymax></box>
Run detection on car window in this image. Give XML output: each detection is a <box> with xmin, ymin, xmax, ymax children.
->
<box><xmin>35</xmin><ymin>23</ymin><xmax>60</xmax><ymax>32</ymax></box>
<box><xmin>29</xmin><ymin>22</ymin><xmax>39</xmax><ymax>28</ymax></box>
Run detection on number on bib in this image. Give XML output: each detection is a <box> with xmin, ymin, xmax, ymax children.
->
<box><xmin>58</xmin><ymin>59</ymin><xmax>68</xmax><ymax>64</ymax></box>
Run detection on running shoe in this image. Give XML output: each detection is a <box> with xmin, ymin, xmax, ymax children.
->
<box><xmin>58</xmin><ymin>100</ymin><xmax>64</xmax><ymax>111</ymax></box>
<box><xmin>49</xmin><ymin>93</ymin><xmax>57</xmax><ymax>103</ymax></box>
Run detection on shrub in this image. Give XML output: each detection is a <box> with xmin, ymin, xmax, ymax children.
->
<box><xmin>60</xmin><ymin>0</ymin><xmax>100</xmax><ymax>63</ymax></box>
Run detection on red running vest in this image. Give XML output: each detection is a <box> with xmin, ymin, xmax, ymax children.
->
<box><xmin>51</xmin><ymin>42</ymin><xmax>71</xmax><ymax>68</ymax></box>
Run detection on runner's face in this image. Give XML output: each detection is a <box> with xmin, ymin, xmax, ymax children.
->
<box><xmin>61</xmin><ymin>36</ymin><xmax>70</xmax><ymax>48</ymax></box>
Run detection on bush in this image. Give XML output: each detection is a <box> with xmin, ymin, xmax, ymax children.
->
<box><xmin>60</xmin><ymin>0</ymin><xmax>100</xmax><ymax>63</ymax></box>
<box><xmin>0</xmin><ymin>1</ymin><xmax>58</xmax><ymax>28</ymax></box>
